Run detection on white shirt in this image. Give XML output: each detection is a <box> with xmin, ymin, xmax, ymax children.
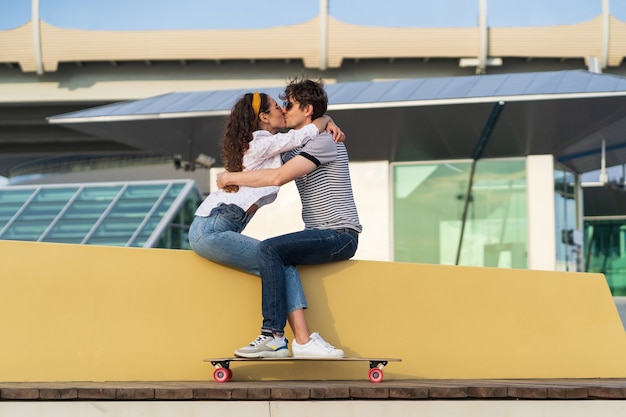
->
<box><xmin>194</xmin><ymin>123</ymin><xmax>319</xmax><ymax>216</ymax></box>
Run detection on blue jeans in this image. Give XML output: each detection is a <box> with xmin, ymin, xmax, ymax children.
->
<box><xmin>188</xmin><ymin>204</ymin><xmax>307</xmax><ymax>312</ymax></box>
<box><xmin>258</xmin><ymin>228</ymin><xmax>358</xmax><ymax>336</ymax></box>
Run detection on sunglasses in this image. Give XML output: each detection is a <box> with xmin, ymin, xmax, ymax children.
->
<box><xmin>282</xmin><ymin>101</ymin><xmax>296</xmax><ymax>111</ymax></box>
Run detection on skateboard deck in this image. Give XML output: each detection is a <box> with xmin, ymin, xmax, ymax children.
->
<box><xmin>203</xmin><ymin>356</ymin><xmax>401</xmax><ymax>383</ymax></box>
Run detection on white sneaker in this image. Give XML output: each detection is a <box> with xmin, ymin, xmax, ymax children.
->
<box><xmin>292</xmin><ymin>332</ymin><xmax>344</xmax><ymax>358</ymax></box>
<box><xmin>234</xmin><ymin>334</ymin><xmax>289</xmax><ymax>358</ymax></box>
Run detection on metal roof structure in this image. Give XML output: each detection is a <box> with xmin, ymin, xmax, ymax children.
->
<box><xmin>0</xmin><ymin>179</ymin><xmax>202</xmax><ymax>248</ymax></box>
<box><xmin>49</xmin><ymin>70</ymin><xmax>626</xmax><ymax>174</ymax></box>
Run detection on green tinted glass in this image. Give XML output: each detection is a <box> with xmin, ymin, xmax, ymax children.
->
<box><xmin>585</xmin><ymin>220</ymin><xmax>626</xmax><ymax>295</ymax></box>
<box><xmin>393</xmin><ymin>159</ymin><xmax>528</xmax><ymax>268</ymax></box>
<box><xmin>0</xmin><ymin>180</ymin><xmax>202</xmax><ymax>249</ymax></box>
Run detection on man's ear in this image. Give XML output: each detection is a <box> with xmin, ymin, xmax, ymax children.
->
<box><xmin>305</xmin><ymin>104</ymin><xmax>314</xmax><ymax>118</ymax></box>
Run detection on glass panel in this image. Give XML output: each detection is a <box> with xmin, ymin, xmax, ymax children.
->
<box><xmin>34</xmin><ymin>188</ymin><xmax>78</xmax><ymax>201</ymax></box>
<box><xmin>0</xmin><ymin>189</ymin><xmax>35</xmax><ymax>230</ymax></box>
<box><xmin>554</xmin><ymin>168</ymin><xmax>581</xmax><ymax>271</ymax></box>
<box><xmin>0</xmin><ymin>189</ymin><xmax>35</xmax><ymax>204</ymax></box>
<box><xmin>85</xmin><ymin>184</ymin><xmax>165</xmax><ymax>246</ymax></box>
<box><xmin>2</xmin><ymin>188</ymin><xmax>78</xmax><ymax>240</ymax></box>
<box><xmin>150</xmin><ymin>192</ymin><xmax>201</xmax><ymax>250</ymax></box>
<box><xmin>129</xmin><ymin>183</ymin><xmax>198</xmax><ymax>248</ymax></box>
<box><xmin>86</xmin><ymin>236</ymin><xmax>133</xmax><ymax>246</ymax></box>
<box><xmin>19</xmin><ymin>188</ymin><xmax>76</xmax><ymax>220</ymax></box>
<box><xmin>130</xmin><ymin>218</ymin><xmax>161</xmax><ymax>247</ymax></box>
<box><xmin>42</xmin><ymin>220</ymin><xmax>95</xmax><ymax>244</ymax></box>
<box><xmin>122</xmin><ymin>184</ymin><xmax>168</xmax><ymax>199</ymax></box>
<box><xmin>0</xmin><ymin>181</ymin><xmax>201</xmax><ymax>249</ymax></box>
<box><xmin>393</xmin><ymin>159</ymin><xmax>528</xmax><ymax>268</ymax></box>
<box><xmin>168</xmin><ymin>183</ymin><xmax>185</xmax><ymax>196</ymax></box>
<box><xmin>584</xmin><ymin>220</ymin><xmax>626</xmax><ymax>296</ymax></box>
<box><xmin>89</xmin><ymin>217</ymin><xmax>145</xmax><ymax>246</ymax></box>
<box><xmin>1</xmin><ymin>221</ymin><xmax>50</xmax><ymax>241</ymax></box>
<box><xmin>43</xmin><ymin>186</ymin><xmax>122</xmax><ymax>243</ymax></box>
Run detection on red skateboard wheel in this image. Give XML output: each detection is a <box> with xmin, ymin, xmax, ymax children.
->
<box><xmin>213</xmin><ymin>367</ymin><xmax>231</xmax><ymax>383</ymax></box>
<box><xmin>368</xmin><ymin>367</ymin><xmax>384</xmax><ymax>383</ymax></box>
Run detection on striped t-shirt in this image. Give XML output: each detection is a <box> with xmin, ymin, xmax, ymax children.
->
<box><xmin>282</xmin><ymin>132</ymin><xmax>362</xmax><ymax>233</ymax></box>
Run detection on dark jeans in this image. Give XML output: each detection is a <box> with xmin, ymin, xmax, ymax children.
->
<box><xmin>258</xmin><ymin>228</ymin><xmax>358</xmax><ymax>335</ymax></box>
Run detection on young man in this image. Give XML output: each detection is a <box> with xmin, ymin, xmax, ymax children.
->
<box><xmin>217</xmin><ymin>77</ymin><xmax>362</xmax><ymax>358</ymax></box>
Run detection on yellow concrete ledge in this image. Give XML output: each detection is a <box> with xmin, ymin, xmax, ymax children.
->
<box><xmin>2</xmin><ymin>240</ymin><xmax>626</xmax><ymax>382</ymax></box>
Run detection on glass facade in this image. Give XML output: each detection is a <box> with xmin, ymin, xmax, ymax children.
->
<box><xmin>392</xmin><ymin>158</ymin><xmax>528</xmax><ymax>268</ymax></box>
<box><xmin>0</xmin><ymin>180</ymin><xmax>202</xmax><ymax>249</ymax></box>
<box><xmin>554</xmin><ymin>166</ymin><xmax>582</xmax><ymax>272</ymax></box>
<box><xmin>585</xmin><ymin>219</ymin><xmax>626</xmax><ymax>295</ymax></box>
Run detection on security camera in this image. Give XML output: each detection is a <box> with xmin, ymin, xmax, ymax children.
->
<box><xmin>173</xmin><ymin>154</ymin><xmax>182</xmax><ymax>170</ymax></box>
<box><xmin>195</xmin><ymin>153</ymin><xmax>216</xmax><ymax>168</ymax></box>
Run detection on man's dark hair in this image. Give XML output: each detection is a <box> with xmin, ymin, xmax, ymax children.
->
<box><xmin>280</xmin><ymin>77</ymin><xmax>328</xmax><ymax>120</ymax></box>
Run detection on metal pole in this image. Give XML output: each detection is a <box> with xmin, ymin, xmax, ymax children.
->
<box><xmin>455</xmin><ymin>101</ymin><xmax>505</xmax><ymax>265</ymax></box>
<box><xmin>319</xmin><ymin>0</ymin><xmax>328</xmax><ymax>70</ymax></box>
<box><xmin>477</xmin><ymin>0</ymin><xmax>488</xmax><ymax>74</ymax></box>
<box><xmin>32</xmin><ymin>0</ymin><xmax>44</xmax><ymax>75</ymax></box>
<box><xmin>601</xmin><ymin>0</ymin><xmax>609</xmax><ymax>70</ymax></box>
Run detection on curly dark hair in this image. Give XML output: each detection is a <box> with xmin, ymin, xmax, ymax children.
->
<box><xmin>280</xmin><ymin>77</ymin><xmax>327</xmax><ymax>120</ymax></box>
<box><xmin>221</xmin><ymin>92</ymin><xmax>269</xmax><ymax>192</ymax></box>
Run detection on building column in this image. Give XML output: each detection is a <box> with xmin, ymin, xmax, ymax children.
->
<box><xmin>526</xmin><ymin>155</ymin><xmax>556</xmax><ymax>270</ymax></box>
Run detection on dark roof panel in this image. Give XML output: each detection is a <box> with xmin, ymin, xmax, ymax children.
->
<box><xmin>48</xmin><ymin>70</ymin><xmax>626</xmax><ymax>174</ymax></box>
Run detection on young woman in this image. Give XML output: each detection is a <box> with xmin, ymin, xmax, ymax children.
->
<box><xmin>189</xmin><ymin>92</ymin><xmax>342</xmax><ymax>357</ymax></box>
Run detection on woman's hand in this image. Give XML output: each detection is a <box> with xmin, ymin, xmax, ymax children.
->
<box><xmin>216</xmin><ymin>171</ymin><xmax>228</xmax><ymax>189</ymax></box>
<box><xmin>326</xmin><ymin>120</ymin><xmax>346</xmax><ymax>143</ymax></box>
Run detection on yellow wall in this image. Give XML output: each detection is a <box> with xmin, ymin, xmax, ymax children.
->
<box><xmin>2</xmin><ymin>240</ymin><xmax>626</xmax><ymax>382</ymax></box>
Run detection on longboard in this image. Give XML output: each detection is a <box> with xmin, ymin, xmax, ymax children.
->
<box><xmin>203</xmin><ymin>356</ymin><xmax>401</xmax><ymax>383</ymax></box>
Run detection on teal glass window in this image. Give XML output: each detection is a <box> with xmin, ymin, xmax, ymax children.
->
<box><xmin>392</xmin><ymin>159</ymin><xmax>528</xmax><ymax>268</ymax></box>
<box><xmin>585</xmin><ymin>219</ymin><xmax>626</xmax><ymax>295</ymax></box>
<box><xmin>0</xmin><ymin>180</ymin><xmax>202</xmax><ymax>249</ymax></box>
<box><xmin>44</xmin><ymin>186</ymin><xmax>122</xmax><ymax>244</ymax></box>
<box><xmin>554</xmin><ymin>167</ymin><xmax>581</xmax><ymax>271</ymax></box>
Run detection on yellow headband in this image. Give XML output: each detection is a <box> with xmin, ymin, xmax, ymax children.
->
<box><xmin>251</xmin><ymin>91</ymin><xmax>261</xmax><ymax>119</ymax></box>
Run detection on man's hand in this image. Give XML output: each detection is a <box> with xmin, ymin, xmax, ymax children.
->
<box><xmin>326</xmin><ymin>120</ymin><xmax>345</xmax><ymax>143</ymax></box>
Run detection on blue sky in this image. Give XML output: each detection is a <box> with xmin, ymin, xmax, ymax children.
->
<box><xmin>1</xmin><ymin>0</ymin><xmax>625</xmax><ymax>31</ymax></box>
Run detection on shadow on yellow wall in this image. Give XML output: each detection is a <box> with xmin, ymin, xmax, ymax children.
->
<box><xmin>2</xmin><ymin>240</ymin><xmax>625</xmax><ymax>382</ymax></box>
